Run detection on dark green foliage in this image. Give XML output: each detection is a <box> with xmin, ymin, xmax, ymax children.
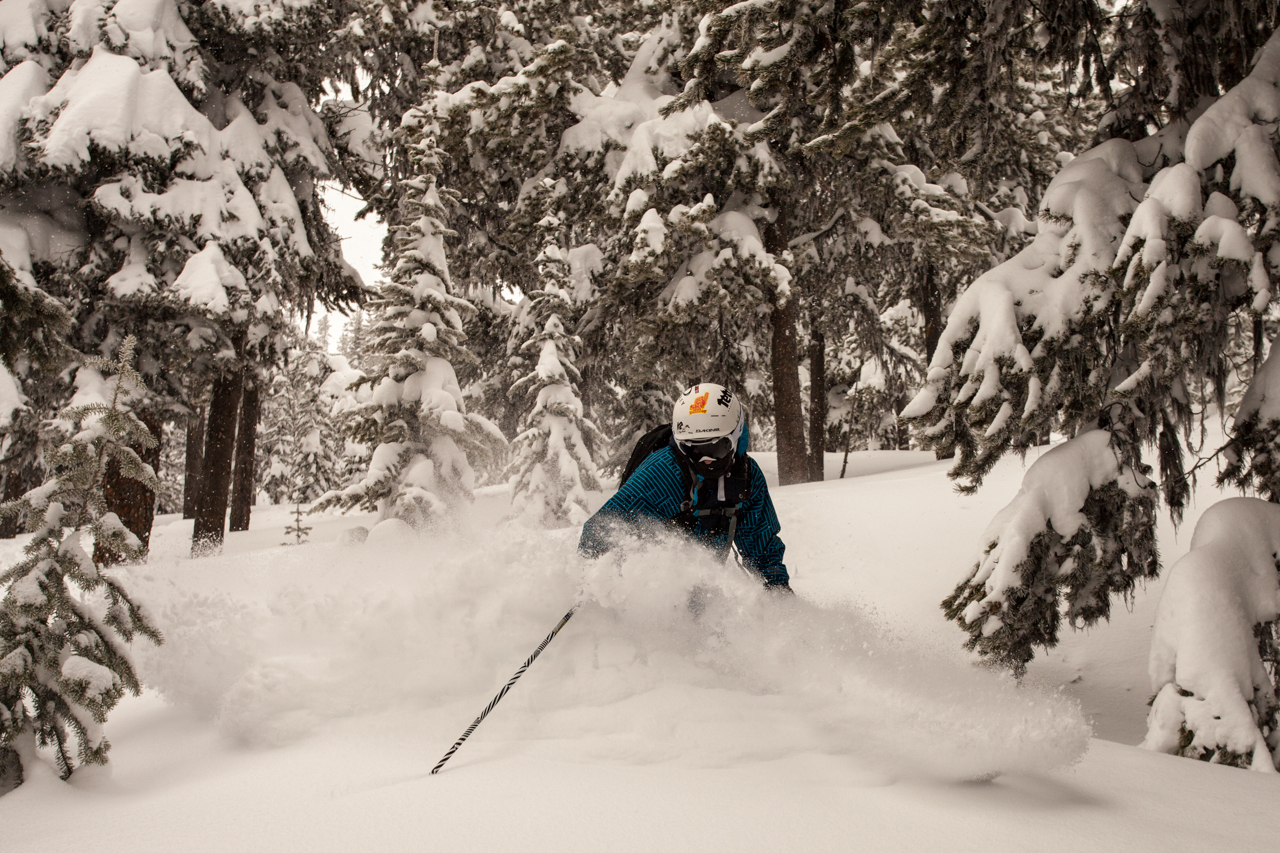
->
<box><xmin>941</xmin><ymin>434</ymin><xmax>1159</xmax><ymax>676</ymax></box>
<box><xmin>0</xmin><ymin>1</ymin><xmax>382</xmax><ymax>553</ymax></box>
<box><xmin>258</xmin><ymin>330</ymin><xmax>345</xmax><ymax>506</ymax></box>
<box><xmin>0</xmin><ymin>741</ymin><xmax>20</xmax><ymax>794</ymax></box>
<box><xmin>831</xmin><ymin>0</ymin><xmax>1275</xmax><ymax>148</ymax></box>
<box><xmin>599</xmin><ymin>384</ymin><xmax>675</xmax><ymax>474</ymax></box>
<box><xmin>0</xmin><ymin>263</ymin><xmax>69</xmax><ymax>373</ymax></box>
<box><xmin>318</xmin><ymin>119</ymin><xmax>504</xmax><ymax>524</ymax></box>
<box><xmin>942</xmin><ymin>524</ymin><xmax>1063</xmax><ymax>676</ymax></box>
<box><xmin>906</xmin><ymin>11</ymin><xmax>1280</xmax><ymax>672</ymax></box>
<box><xmin>0</xmin><ymin>337</ymin><xmax>162</xmax><ymax>789</ymax></box>
<box><xmin>1220</xmin><ymin>387</ymin><xmax>1280</xmax><ymax>503</ymax></box>
<box><xmin>154</xmin><ymin>423</ymin><xmax>186</xmax><ymax>515</ymax></box>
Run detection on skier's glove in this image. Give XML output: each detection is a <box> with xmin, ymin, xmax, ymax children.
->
<box><xmin>765</xmin><ymin>581</ymin><xmax>794</xmax><ymax>595</ymax></box>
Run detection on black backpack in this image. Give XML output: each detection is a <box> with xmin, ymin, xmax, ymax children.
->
<box><xmin>617</xmin><ymin>422</ymin><xmax>751</xmax><ymax>547</ymax></box>
<box><xmin>618</xmin><ymin>423</ymin><xmax>676</xmax><ymax>489</ymax></box>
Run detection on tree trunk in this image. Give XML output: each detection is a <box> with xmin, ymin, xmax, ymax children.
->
<box><xmin>762</xmin><ymin>209</ymin><xmax>807</xmax><ymax>486</ymax></box>
<box><xmin>229</xmin><ymin>374</ymin><xmax>260</xmax><ymax>532</ymax></box>
<box><xmin>192</xmin><ymin>369</ymin><xmax>243</xmax><ymax>553</ymax></box>
<box><xmin>1254</xmin><ymin>315</ymin><xmax>1265</xmax><ymax>374</ymax></box>
<box><xmin>182</xmin><ymin>406</ymin><xmax>205</xmax><ymax>519</ymax></box>
<box><xmin>917</xmin><ymin>264</ymin><xmax>953</xmax><ymax>459</ymax></box>
<box><xmin>771</xmin><ymin>293</ymin><xmax>808</xmax><ymax>485</ymax></box>
<box><xmin>808</xmin><ymin>332</ymin><xmax>826</xmax><ymax>481</ymax></box>
<box><xmin>97</xmin><ymin>410</ymin><xmax>163</xmax><ymax>563</ymax></box>
<box><xmin>839</xmin><ymin>408</ymin><xmax>855</xmax><ymax>479</ymax></box>
<box><xmin>919</xmin><ymin>262</ymin><xmax>943</xmax><ymax>365</ymax></box>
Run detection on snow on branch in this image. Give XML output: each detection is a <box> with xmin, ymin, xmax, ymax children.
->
<box><xmin>1142</xmin><ymin>499</ymin><xmax>1280</xmax><ymax>771</ymax></box>
<box><xmin>0</xmin><ymin>336</ymin><xmax>162</xmax><ymax>789</ymax></box>
<box><xmin>506</xmin><ymin>312</ymin><xmax>602</xmax><ymax>528</ymax></box>
<box><xmin>1184</xmin><ymin>32</ymin><xmax>1280</xmax><ymax>207</ymax></box>
<box><xmin>1220</xmin><ymin>343</ymin><xmax>1280</xmax><ymax>501</ymax></box>
<box><xmin>901</xmin><ymin>140</ymin><xmax>1145</xmax><ymax>485</ymax></box>
<box><xmin>905</xmin><ymin>29</ymin><xmax>1280</xmax><ymax>494</ymax></box>
<box><xmin>941</xmin><ymin>430</ymin><xmax>1158</xmax><ymax>675</ymax></box>
<box><xmin>915</xmin><ymin>27</ymin><xmax>1280</xmax><ymax>677</ymax></box>
<box><xmin>318</xmin><ymin>126</ymin><xmax>503</xmax><ymax>528</ymax></box>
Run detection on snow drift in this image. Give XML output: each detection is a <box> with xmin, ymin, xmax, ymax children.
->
<box><xmin>1142</xmin><ymin>498</ymin><xmax>1280</xmax><ymax>770</ymax></box>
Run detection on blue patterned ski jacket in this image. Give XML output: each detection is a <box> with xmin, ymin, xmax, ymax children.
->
<box><xmin>578</xmin><ymin>446</ymin><xmax>788</xmax><ymax>585</ymax></box>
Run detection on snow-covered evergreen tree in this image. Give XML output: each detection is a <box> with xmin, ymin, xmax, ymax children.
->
<box><xmin>317</xmin><ymin>120</ymin><xmax>504</xmax><ymax>526</ymax></box>
<box><xmin>258</xmin><ymin>328</ymin><xmax>344</xmax><ymax>505</ymax></box>
<box><xmin>554</xmin><ymin>5</ymin><xmax>1014</xmax><ymax>483</ymax></box>
<box><xmin>0</xmin><ymin>357</ymin><xmax>66</xmax><ymax>538</ymax></box>
<box><xmin>413</xmin><ymin>5</ymin><xmax>649</xmax><ymax>449</ymax></box>
<box><xmin>1222</xmin><ymin>341</ymin><xmax>1280</xmax><ymax>501</ymax></box>
<box><xmin>504</xmin><ymin>196</ymin><xmax>601</xmax><ymax>526</ymax></box>
<box><xmin>318</xmin><ymin>352</ymin><xmax>371</xmax><ymax>491</ymax></box>
<box><xmin>690</xmin><ymin>0</ymin><xmax>1081</xmax><ymax>471</ymax></box>
<box><xmin>0</xmin><ymin>337</ymin><xmax>161</xmax><ymax>791</ymax></box>
<box><xmin>461</xmin><ymin>288</ymin><xmax>522</xmax><ymax>454</ymax></box>
<box><xmin>337</xmin><ymin>308</ymin><xmax>369</xmax><ymax>372</ymax></box>
<box><xmin>315</xmin><ymin>2</ymin><xmax>653</xmax><ymax>516</ymax></box>
<box><xmin>154</xmin><ymin>422</ymin><xmax>185</xmax><ymax>515</ymax></box>
<box><xmin>599</xmin><ymin>383</ymin><xmax>675</xmax><ymax>474</ymax></box>
<box><xmin>545</xmin><ymin>18</ymin><xmax>786</xmax><ymax>449</ymax></box>
<box><xmin>506</xmin><ymin>307</ymin><xmax>601</xmax><ymax>527</ymax></box>
<box><xmin>256</xmin><ymin>367</ymin><xmax>294</xmax><ymax>506</ymax></box>
<box><xmin>905</xmin><ymin>25</ymin><xmax>1280</xmax><ymax>674</ymax></box>
<box><xmin>0</xmin><ymin>0</ymin><xmax>366</xmax><ymax>552</ymax></box>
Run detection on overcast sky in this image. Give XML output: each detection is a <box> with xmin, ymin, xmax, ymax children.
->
<box><xmin>320</xmin><ymin>183</ymin><xmax>387</xmax><ymax>344</ymax></box>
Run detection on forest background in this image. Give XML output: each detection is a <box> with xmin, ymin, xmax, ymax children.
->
<box><xmin>3</xmin><ymin>0</ymin><xmax>1280</xmax><ymax>784</ymax></box>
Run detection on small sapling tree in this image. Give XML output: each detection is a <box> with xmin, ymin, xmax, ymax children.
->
<box><xmin>0</xmin><ymin>336</ymin><xmax>163</xmax><ymax>792</ymax></box>
<box><xmin>282</xmin><ymin>503</ymin><xmax>313</xmax><ymax>546</ymax></box>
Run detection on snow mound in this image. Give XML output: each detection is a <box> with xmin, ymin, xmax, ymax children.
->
<box><xmin>1142</xmin><ymin>498</ymin><xmax>1280</xmax><ymax>770</ymax></box>
<box><xmin>130</xmin><ymin>522</ymin><xmax>1088</xmax><ymax>781</ymax></box>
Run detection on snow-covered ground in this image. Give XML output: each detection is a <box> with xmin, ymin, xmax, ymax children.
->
<box><xmin>3</xmin><ymin>448</ymin><xmax>1278</xmax><ymax>851</ymax></box>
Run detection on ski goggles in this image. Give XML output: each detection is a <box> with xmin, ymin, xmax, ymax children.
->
<box><xmin>677</xmin><ymin>435</ymin><xmax>735</xmax><ymax>463</ymax></box>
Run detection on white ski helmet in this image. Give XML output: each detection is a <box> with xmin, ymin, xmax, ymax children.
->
<box><xmin>672</xmin><ymin>383</ymin><xmax>745</xmax><ymax>474</ymax></box>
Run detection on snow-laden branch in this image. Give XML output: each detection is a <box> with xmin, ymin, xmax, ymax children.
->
<box><xmin>941</xmin><ymin>430</ymin><xmax>1158</xmax><ymax>674</ymax></box>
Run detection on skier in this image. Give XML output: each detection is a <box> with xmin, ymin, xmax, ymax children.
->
<box><xmin>578</xmin><ymin>383</ymin><xmax>792</xmax><ymax>593</ymax></box>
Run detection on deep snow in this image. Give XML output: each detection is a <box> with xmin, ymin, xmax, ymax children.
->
<box><xmin>2</xmin><ymin>448</ymin><xmax>1278</xmax><ymax>851</ymax></box>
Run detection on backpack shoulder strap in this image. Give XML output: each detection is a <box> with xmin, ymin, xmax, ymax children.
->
<box><xmin>725</xmin><ymin>454</ymin><xmax>751</xmax><ymax>501</ymax></box>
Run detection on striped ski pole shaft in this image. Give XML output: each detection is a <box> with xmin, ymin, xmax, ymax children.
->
<box><xmin>431</xmin><ymin>606</ymin><xmax>578</xmax><ymax>775</ymax></box>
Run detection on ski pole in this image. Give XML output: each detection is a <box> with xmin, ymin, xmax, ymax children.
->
<box><xmin>431</xmin><ymin>606</ymin><xmax>577</xmax><ymax>774</ymax></box>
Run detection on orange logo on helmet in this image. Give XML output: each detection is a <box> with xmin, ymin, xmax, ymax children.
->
<box><xmin>689</xmin><ymin>392</ymin><xmax>709</xmax><ymax>415</ymax></box>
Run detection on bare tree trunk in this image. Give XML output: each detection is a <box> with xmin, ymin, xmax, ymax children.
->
<box><xmin>182</xmin><ymin>406</ymin><xmax>205</xmax><ymax>519</ymax></box>
<box><xmin>97</xmin><ymin>410</ymin><xmax>163</xmax><ymax>563</ymax></box>
<box><xmin>1254</xmin><ymin>315</ymin><xmax>1265</xmax><ymax>374</ymax></box>
<box><xmin>808</xmin><ymin>332</ymin><xmax>826</xmax><ymax>481</ymax></box>
<box><xmin>761</xmin><ymin>210</ymin><xmax>808</xmax><ymax>486</ymax></box>
<box><xmin>229</xmin><ymin>375</ymin><xmax>260</xmax><ymax>532</ymax></box>
<box><xmin>917</xmin><ymin>263</ymin><xmax>953</xmax><ymax>459</ymax></box>
<box><xmin>192</xmin><ymin>369</ymin><xmax>243</xmax><ymax>554</ymax></box>
<box><xmin>771</xmin><ymin>293</ymin><xmax>808</xmax><ymax>485</ymax></box>
<box><xmin>839</xmin><ymin>408</ymin><xmax>855</xmax><ymax>478</ymax></box>
<box><xmin>918</xmin><ymin>262</ymin><xmax>943</xmax><ymax>364</ymax></box>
